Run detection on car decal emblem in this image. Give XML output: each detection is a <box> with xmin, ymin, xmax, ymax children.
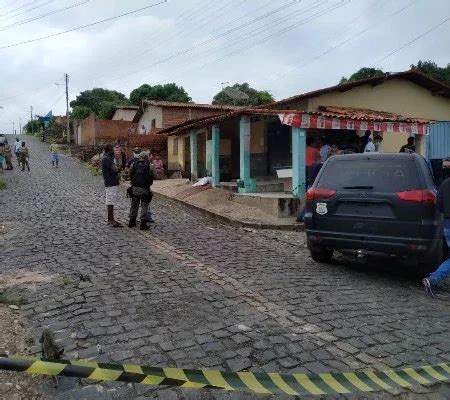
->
<box><xmin>316</xmin><ymin>203</ymin><xmax>328</xmax><ymax>215</ymax></box>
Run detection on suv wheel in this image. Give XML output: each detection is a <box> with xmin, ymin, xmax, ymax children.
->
<box><xmin>309</xmin><ymin>247</ymin><xmax>334</xmax><ymax>263</ymax></box>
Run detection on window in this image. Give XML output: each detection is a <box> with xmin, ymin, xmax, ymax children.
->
<box><xmin>151</xmin><ymin>119</ymin><xmax>156</xmax><ymax>129</ymax></box>
<box><xmin>173</xmin><ymin>138</ymin><xmax>178</xmax><ymax>155</ymax></box>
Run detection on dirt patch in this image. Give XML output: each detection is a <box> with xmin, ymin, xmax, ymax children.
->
<box><xmin>0</xmin><ymin>305</ymin><xmax>43</xmax><ymax>399</ymax></box>
<box><xmin>0</xmin><ymin>272</ymin><xmax>52</xmax><ymax>288</ymax></box>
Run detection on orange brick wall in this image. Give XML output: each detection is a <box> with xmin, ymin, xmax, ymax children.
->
<box><xmin>95</xmin><ymin>120</ymin><xmax>136</xmax><ymax>143</ymax></box>
<box><xmin>162</xmin><ymin>107</ymin><xmax>226</xmax><ymax>129</ymax></box>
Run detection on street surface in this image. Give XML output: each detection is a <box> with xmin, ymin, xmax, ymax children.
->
<box><xmin>0</xmin><ymin>137</ymin><xmax>449</xmax><ymax>399</ymax></box>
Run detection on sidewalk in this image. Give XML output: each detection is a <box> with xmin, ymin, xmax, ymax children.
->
<box><xmin>151</xmin><ymin>179</ymin><xmax>303</xmax><ymax>230</ymax></box>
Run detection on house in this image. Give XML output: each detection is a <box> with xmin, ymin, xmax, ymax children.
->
<box><xmin>132</xmin><ymin>100</ymin><xmax>241</xmax><ymax>171</ymax></box>
<box><xmin>112</xmin><ymin>105</ymin><xmax>139</xmax><ymax>122</ymax></box>
<box><xmin>266</xmin><ymin>70</ymin><xmax>450</xmax><ymax>154</ymax></box>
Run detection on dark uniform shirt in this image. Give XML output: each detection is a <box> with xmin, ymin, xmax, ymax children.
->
<box><xmin>101</xmin><ymin>153</ymin><xmax>119</xmax><ymax>187</ymax></box>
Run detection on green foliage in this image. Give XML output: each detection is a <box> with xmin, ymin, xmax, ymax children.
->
<box><xmin>410</xmin><ymin>60</ymin><xmax>450</xmax><ymax>84</ymax></box>
<box><xmin>0</xmin><ymin>179</ymin><xmax>6</xmax><ymax>190</ymax></box>
<box><xmin>340</xmin><ymin>68</ymin><xmax>385</xmax><ymax>84</ymax></box>
<box><xmin>70</xmin><ymin>88</ymin><xmax>130</xmax><ymax>120</ymax></box>
<box><xmin>130</xmin><ymin>83</ymin><xmax>191</xmax><ymax>105</ymax></box>
<box><xmin>212</xmin><ymin>83</ymin><xmax>274</xmax><ymax>106</ymax></box>
<box><xmin>45</xmin><ymin>117</ymin><xmax>65</xmax><ymax>142</ymax></box>
<box><xmin>71</xmin><ymin>106</ymin><xmax>92</xmax><ymax>121</ymax></box>
<box><xmin>0</xmin><ymin>293</ymin><xmax>27</xmax><ymax>306</ymax></box>
<box><xmin>24</xmin><ymin>120</ymin><xmax>44</xmax><ymax>135</ymax></box>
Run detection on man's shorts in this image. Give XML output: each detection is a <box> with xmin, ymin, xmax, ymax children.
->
<box><xmin>51</xmin><ymin>153</ymin><xmax>59</xmax><ymax>162</ymax></box>
<box><xmin>105</xmin><ymin>185</ymin><xmax>119</xmax><ymax>206</ymax></box>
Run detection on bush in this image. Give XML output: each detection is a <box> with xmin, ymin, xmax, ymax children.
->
<box><xmin>0</xmin><ymin>179</ymin><xmax>6</xmax><ymax>190</ymax></box>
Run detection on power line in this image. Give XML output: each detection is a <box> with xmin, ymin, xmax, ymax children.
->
<box><xmin>0</xmin><ymin>1</ymin><xmax>168</xmax><ymax>50</ymax></box>
<box><xmin>269</xmin><ymin>0</ymin><xmax>416</xmax><ymax>83</ymax></box>
<box><xmin>0</xmin><ymin>0</ymin><xmax>57</xmax><ymax>23</ymax></box>
<box><xmin>0</xmin><ymin>0</ymin><xmax>90</xmax><ymax>32</ymax></box>
<box><xmin>375</xmin><ymin>15</ymin><xmax>450</xmax><ymax>65</ymax></box>
<box><xmin>0</xmin><ymin>0</ymin><xmax>37</xmax><ymax>18</ymax></box>
<box><xmin>103</xmin><ymin>0</ymin><xmax>306</xmax><ymax>85</ymax></box>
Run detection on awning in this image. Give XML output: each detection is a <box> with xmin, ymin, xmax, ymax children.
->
<box><xmin>278</xmin><ymin>113</ymin><xmax>428</xmax><ymax>135</ymax></box>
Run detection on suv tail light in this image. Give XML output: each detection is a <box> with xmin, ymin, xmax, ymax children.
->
<box><xmin>396</xmin><ymin>189</ymin><xmax>436</xmax><ymax>203</ymax></box>
<box><xmin>306</xmin><ymin>188</ymin><xmax>336</xmax><ymax>201</ymax></box>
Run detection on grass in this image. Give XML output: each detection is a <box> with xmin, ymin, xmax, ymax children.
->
<box><xmin>0</xmin><ymin>293</ymin><xmax>28</xmax><ymax>306</ymax></box>
<box><xmin>0</xmin><ymin>179</ymin><xmax>6</xmax><ymax>190</ymax></box>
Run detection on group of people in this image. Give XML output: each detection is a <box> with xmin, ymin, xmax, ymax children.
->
<box><xmin>101</xmin><ymin>144</ymin><xmax>156</xmax><ymax>230</ymax></box>
<box><xmin>0</xmin><ymin>137</ymin><xmax>30</xmax><ymax>172</ymax></box>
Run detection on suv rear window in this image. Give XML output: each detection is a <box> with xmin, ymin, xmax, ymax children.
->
<box><xmin>317</xmin><ymin>159</ymin><xmax>421</xmax><ymax>192</ymax></box>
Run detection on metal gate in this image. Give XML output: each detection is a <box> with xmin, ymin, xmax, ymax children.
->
<box><xmin>427</xmin><ymin>122</ymin><xmax>450</xmax><ymax>160</ymax></box>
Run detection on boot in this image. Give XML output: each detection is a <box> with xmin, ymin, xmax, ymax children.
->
<box><xmin>128</xmin><ymin>217</ymin><xmax>137</xmax><ymax>228</ymax></box>
<box><xmin>139</xmin><ymin>220</ymin><xmax>149</xmax><ymax>231</ymax></box>
<box><xmin>107</xmin><ymin>205</ymin><xmax>122</xmax><ymax>227</ymax></box>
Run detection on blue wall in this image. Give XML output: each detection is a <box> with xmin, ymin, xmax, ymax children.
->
<box><xmin>428</xmin><ymin>122</ymin><xmax>450</xmax><ymax>160</ymax></box>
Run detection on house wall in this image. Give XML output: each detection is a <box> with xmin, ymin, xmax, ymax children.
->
<box><xmin>79</xmin><ymin>114</ymin><xmax>96</xmax><ymax>145</ymax></box>
<box><xmin>305</xmin><ymin>79</ymin><xmax>450</xmax><ymax>120</ymax></box>
<box><xmin>94</xmin><ymin>120</ymin><xmax>136</xmax><ymax>143</ymax></box>
<box><xmin>112</xmin><ymin>109</ymin><xmax>137</xmax><ymax>121</ymax></box>
<box><xmin>162</xmin><ymin>107</ymin><xmax>227</xmax><ymax>129</ymax></box>
<box><xmin>138</xmin><ymin>105</ymin><xmax>163</xmax><ymax>133</ymax></box>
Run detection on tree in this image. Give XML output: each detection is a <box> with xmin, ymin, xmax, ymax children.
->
<box><xmin>45</xmin><ymin>117</ymin><xmax>65</xmax><ymax>142</ymax></box>
<box><xmin>340</xmin><ymin>68</ymin><xmax>385</xmax><ymax>84</ymax></box>
<box><xmin>71</xmin><ymin>106</ymin><xmax>92</xmax><ymax>121</ymax></box>
<box><xmin>410</xmin><ymin>60</ymin><xmax>450</xmax><ymax>84</ymax></box>
<box><xmin>212</xmin><ymin>83</ymin><xmax>274</xmax><ymax>106</ymax></box>
<box><xmin>70</xmin><ymin>88</ymin><xmax>129</xmax><ymax>119</ymax></box>
<box><xmin>24</xmin><ymin>120</ymin><xmax>44</xmax><ymax>135</ymax></box>
<box><xmin>130</xmin><ymin>83</ymin><xmax>191</xmax><ymax>105</ymax></box>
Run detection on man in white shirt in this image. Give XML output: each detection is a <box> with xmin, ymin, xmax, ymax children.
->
<box><xmin>319</xmin><ymin>140</ymin><xmax>331</xmax><ymax>163</ymax></box>
<box><xmin>13</xmin><ymin>137</ymin><xmax>22</xmax><ymax>165</ymax></box>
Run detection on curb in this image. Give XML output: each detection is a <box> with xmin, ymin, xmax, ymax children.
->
<box><xmin>152</xmin><ymin>190</ymin><xmax>304</xmax><ymax>231</ymax></box>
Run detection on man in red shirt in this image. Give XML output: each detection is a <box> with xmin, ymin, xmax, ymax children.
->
<box><xmin>306</xmin><ymin>137</ymin><xmax>319</xmax><ymax>166</ymax></box>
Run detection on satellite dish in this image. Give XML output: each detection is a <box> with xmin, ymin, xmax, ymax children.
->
<box><xmin>223</xmin><ymin>87</ymin><xmax>249</xmax><ymax>101</ymax></box>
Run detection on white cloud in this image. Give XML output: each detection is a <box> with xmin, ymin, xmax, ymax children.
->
<box><xmin>0</xmin><ymin>0</ymin><xmax>449</xmax><ymax>132</ymax></box>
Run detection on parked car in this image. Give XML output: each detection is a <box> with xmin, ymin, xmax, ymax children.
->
<box><xmin>304</xmin><ymin>153</ymin><xmax>444</xmax><ymax>275</ymax></box>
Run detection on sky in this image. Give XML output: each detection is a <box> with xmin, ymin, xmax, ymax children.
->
<box><xmin>0</xmin><ymin>0</ymin><xmax>449</xmax><ymax>132</ymax></box>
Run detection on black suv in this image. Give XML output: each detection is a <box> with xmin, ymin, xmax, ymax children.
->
<box><xmin>305</xmin><ymin>153</ymin><xmax>443</xmax><ymax>275</ymax></box>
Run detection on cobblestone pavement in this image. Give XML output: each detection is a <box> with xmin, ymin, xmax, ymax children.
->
<box><xmin>0</xmin><ymin>137</ymin><xmax>449</xmax><ymax>400</ymax></box>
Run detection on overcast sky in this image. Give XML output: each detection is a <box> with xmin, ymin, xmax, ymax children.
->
<box><xmin>0</xmin><ymin>0</ymin><xmax>449</xmax><ymax>132</ymax></box>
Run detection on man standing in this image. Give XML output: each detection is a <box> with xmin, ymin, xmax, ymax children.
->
<box><xmin>364</xmin><ymin>137</ymin><xmax>376</xmax><ymax>152</ymax></box>
<box><xmin>14</xmin><ymin>138</ymin><xmax>21</xmax><ymax>166</ymax></box>
<box><xmin>50</xmin><ymin>141</ymin><xmax>60</xmax><ymax>168</ymax></box>
<box><xmin>18</xmin><ymin>142</ymin><xmax>30</xmax><ymax>171</ymax></box>
<box><xmin>399</xmin><ymin>137</ymin><xmax>415</xmax><ymax>153</ymax></box>
<box><xmin>101</xmin><ymin>144</ymin><xmax>122</xmax><ymax>227</ymax></box>
<box><xmin>423</xmin><ymin>172</ymin><xmax>450</xmax><ymax>297</ymax></box>
<box><xmin>128</xmin><ymin>151</ymin><xmax>154</xmax><ymax>231</ymax></box>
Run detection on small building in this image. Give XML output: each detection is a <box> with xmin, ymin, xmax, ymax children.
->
<box><xmin>76</xmin><ymin>114</ymin><xmax>137</xmax><ymax>145</ymax></box>
<box><xmin>112</xmin><ymin>105</ymin><xmax>139</xmax><ymax>122</ymax></box>
<box><xmin>132</xmin><ymin>100</ymin><xmax>241</xmax><ymax>172</ymax></box>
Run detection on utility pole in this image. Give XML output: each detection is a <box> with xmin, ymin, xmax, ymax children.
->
<box><xmin>65</xmin><ymin>73</ymin><xmax>70</xmax><ymax>143</ymax></box>
<box><xmin>30</xmin><ymin>105</ymin><xmax>33</xmax><ymax>135</ymax></box>
<box><xmin>19</xmin><ymin>117</ymin><xmax>22</xmax><ymax>136</ymax></box>
<box><xmin>12</xmin><ymin>121</ymin><xmax>14</xmax><ymax>135</ymax></box>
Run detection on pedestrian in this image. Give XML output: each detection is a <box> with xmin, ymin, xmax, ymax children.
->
<box><xmin>152</xmin><ymin>153</ymin><xmax>165</xmax><ymax>179</ymax></box>
<box><xmin>128</xmin><ymin>151</ymin><xmax>154</xmax><ymax>230</ymax></box>
<box><xmin>364</xmin><ymin>136</ymin><xmax>376</xmax><ymax>152</ymax></box>
<box><xmin>4</xmin><ymin>140</ymin><xmax>13</xmax><ymax>170</ymax></box>
<box><xmin>319</xmin><ymin>138</ymin><xmax>331</xmax><ymax>163</ymax></box>
<box><xmin>423</xmin><ymin>171</ymin><xmax>450</xmax><ymax>297</ymax></box>
<box><xmin>101</xmin><ymin>144</ymin><xmax>122</xmax><ymax>227</ymax></box>
<box><xmin>0</xmin><ymin>146</ymin><xmax>4</xmax><ymax>173</ymax></box>
<box><xmin>399</xmin><ymin>137</ymin><xmax>415</xmax><ymax>153</ymax></box>
<box><xmin>127</xmin><ymin>147</ymin><xmax>141</xmax><ymax>168</ymax></box>
<box><xmin>14</xmin><ymin>137</ymin><xmax>21</xmax><ymax>166</ymax></box>
<box><xmin>49</xmin><ymin>141</ymin><xmax>60</xmax><ymax>168</ymax></box>
<box><xmin>18</xmin><ymin>142</ymin><xmax>30</xmax><ymax>171</ymax></box>
<box><xmin>360</xmin><ymin>130</ymin><xmax>372</xmax><ymax>152</ymax></box>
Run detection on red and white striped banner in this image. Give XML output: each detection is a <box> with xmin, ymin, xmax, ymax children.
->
<box><xmin>278</xmin><ymin>113</ymin><xmax>428</xmax><ymax>135</ymax></box>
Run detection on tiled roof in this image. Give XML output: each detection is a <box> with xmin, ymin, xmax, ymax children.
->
<box><xmin>142</xmin><ymin>100</ymin><xmax>243</xmax><ymax>110</ymax></box>
<box><xmin>266</xmin><ymin>70</ymin><xmax>450</xmax><ymax>107</ymax></box>
<box><xmin>115</xmin><ymin>105</ymin><xmax>139</xmax><ymax>110</ymax></box>
<box><xmin>318</xmin><ymin>105</ymin><xmax>429</xmax><ymax>123</ymax></box>
<box><xmin>161</xmin><ymin>106</ymin><xmax>430</xmax><ymax>136</ymax></box>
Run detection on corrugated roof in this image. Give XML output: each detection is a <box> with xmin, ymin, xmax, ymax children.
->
<box><xmin>266</xmin><ymin>70</ymin><xmax>450</xmax><ymax>107</ymax></box>
<box><xmin>318</xmin><ymin>105</ymin><xmax>430</xmax><ymax>123</ymax></box>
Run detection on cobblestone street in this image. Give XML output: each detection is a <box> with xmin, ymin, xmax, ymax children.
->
<box><xmin>1</xmin><ymin>137</ymin><xmax>449</xmax><ymax>399</ymax></box>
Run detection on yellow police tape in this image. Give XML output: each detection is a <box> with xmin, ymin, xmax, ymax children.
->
<box><xmin>0</xmin><ymin>356</ymin><xmax>448</xmax><ymax>396</ymax></box>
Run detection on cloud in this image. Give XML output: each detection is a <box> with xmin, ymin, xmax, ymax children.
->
<box><xmin>0</xmin><ymin>0</ymin><xmax>449</xmax><ymax>132</ymax></box>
